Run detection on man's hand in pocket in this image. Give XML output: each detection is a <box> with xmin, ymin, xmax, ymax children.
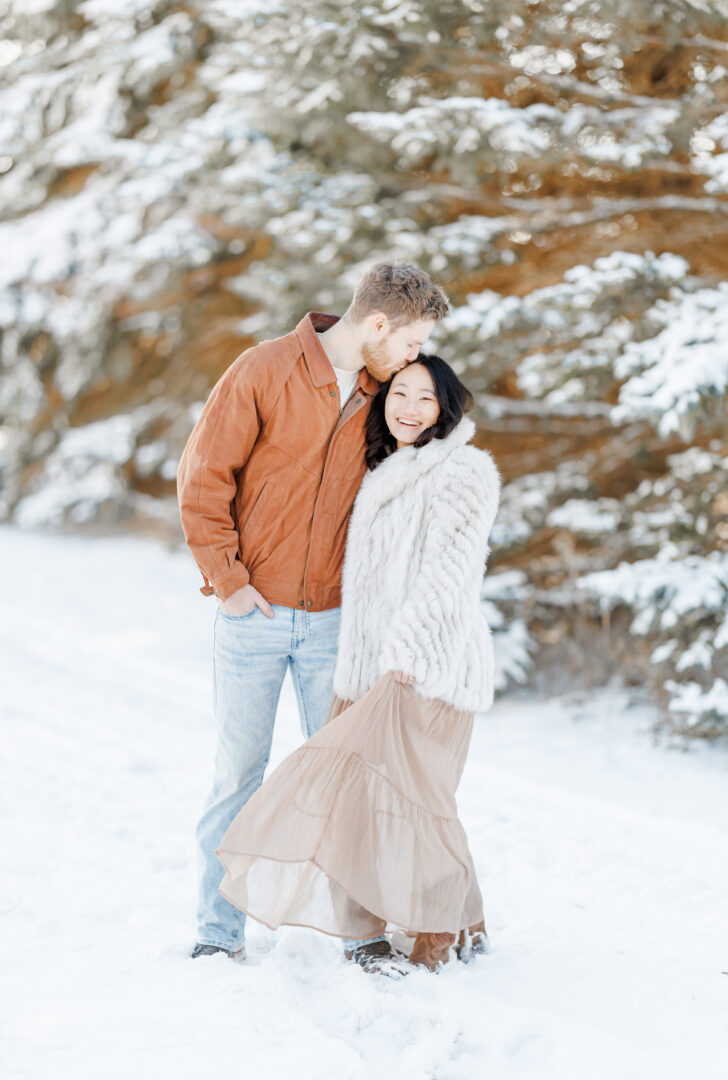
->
<box><xmin>218</xmin><ymin>584</ymin><xmax>274</xmax><ymax>618</ymax></box>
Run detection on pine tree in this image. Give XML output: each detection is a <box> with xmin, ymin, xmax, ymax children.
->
<box><xmin>1</xmin><ymin>0</ymin><xmax>727</xmax><ymax>732</ymax></box>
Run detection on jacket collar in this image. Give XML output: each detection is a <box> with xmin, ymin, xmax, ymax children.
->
<box><xmin>356</xmin><ymin>416</ymin><xmax>477</xmax><ymax>512</ymax></box>
<box><xmin>295</xmin><ymin>312</ymin><xmax>379</xmax><ymax>396</ymax></box>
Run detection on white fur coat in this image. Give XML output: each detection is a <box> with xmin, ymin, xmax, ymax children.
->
<box><xmin>333</xmin><ymin>416</ymin><xmax>501</xmax><ymax>713</ymax></box>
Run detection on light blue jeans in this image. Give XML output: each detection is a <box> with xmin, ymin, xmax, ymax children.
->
<box><xmin>196</xmin><ymin>603</ymin><xmax>383</xmax><ymax>955</ymax></box>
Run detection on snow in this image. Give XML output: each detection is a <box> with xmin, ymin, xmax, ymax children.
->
<box><xmin>650</xmin><ymin>639</ymin><xmax>678</xmax><ymax>665</ymax></box>
<box><xmin>576</xmin><ymin>549</ymin><xmax>728</xmax><ymax>633</ymax></box>
<box><xmin>691</xmin><ymin>112</ymin><xmax>728</xmax><ymax>193</ymax></box>
<box><xmin>0</xmin><ymin>6</ymin><xmax>268</xmax><ymax>450</ymax></box>
<box><xmin>442</xmin><ymin>251</ymin><xmax>688</xmax><ymax>372</ymax></box>
<box><xmin>509</xmin><ymin>45</ymin><xmax>576</xmax><ymax>76</ymax></box>
<box><xmin>348</xmin><ymin>97</ymin><xmax>555</xmax><ymax>161</ymax></box>
<box><xmin>665</xmin><ymin>678</ymin><xmax>728</xmax><ymax>728</ymax></box>
<box><xmin>78</xmin><ymin>0</ymin><xmax>154</xmax><ymax>19</ymax></box>
<box><xmin>546</xmin><ymin>498</ymin><xmax>622</xmax><ymax>535</ymax></box>
<box><xmin>573</xmin><ymin>549</ymin><xmax>728</xmax><ymax>734</ymax></box>
<box><xmin>12</xmin><ymin>410</ymin><xmax>159</xmax><ymax>528</ymax></box>
<box><xmin>347</xmin><ymin>96</ymin><xmax>682</xmax><ymax>171</ymax></box>
<box><xmin>488</xmin><ymin>465</ymin><xmax>592</xmax><ymax>552</ymax></box>
<box><xmin>2</xmin><ymin>526</ymin><xmax>727</xmax><ymax>1079</ymax></box>
<box><xmin>675</xmin><ymin>637</ymin><xmax>714</xmax><ymax>673</ymax></box>
<box><xmin>612</xmin><ymin>285</ymin><xmax>728</xmax><ymax>438</ymax></box>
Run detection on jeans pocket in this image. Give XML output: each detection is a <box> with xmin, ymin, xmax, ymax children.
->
<box><xmin>218</xmin><ymin>606</ymin><xmax>257</xmax><ymax>621</ymax></box>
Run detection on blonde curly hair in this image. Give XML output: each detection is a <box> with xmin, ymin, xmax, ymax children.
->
<box><xmin>346</xmin><ymin>262</ymin><xmax>450</xmax><ymax>325</ymax></box>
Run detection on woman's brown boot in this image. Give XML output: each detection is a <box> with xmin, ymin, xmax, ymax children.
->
<box><xmin>455</xmin><ymin>920</ymin><xmax>489</xmax><ymax>962</ymax></box>
<box><xmin>408</xmin><ymin>931</ymin><xmax>457</xmax><ymax>971</ymax></box>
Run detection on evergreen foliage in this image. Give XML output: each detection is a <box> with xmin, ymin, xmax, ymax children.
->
<box><xmin>1</xmin><ymin>0</ymin><xmax>727</xmax><ymax>734</ymax></box>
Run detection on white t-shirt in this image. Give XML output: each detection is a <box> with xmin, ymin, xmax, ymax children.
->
<box><xmin>332</xmin><ymin>365</ymin><xmax>361</xmax><ymax>413</ymax></box>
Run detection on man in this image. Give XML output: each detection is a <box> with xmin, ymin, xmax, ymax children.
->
<box><xmin>177</xmin><ymin>262</ymin><xmax>450</xmax><ymax>970</ymax></box>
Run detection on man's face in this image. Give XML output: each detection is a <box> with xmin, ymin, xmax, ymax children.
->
<box><xmin>361</xmin><ymin>316</ymin><xmax>436</xmax><ymax>382</ymax></box>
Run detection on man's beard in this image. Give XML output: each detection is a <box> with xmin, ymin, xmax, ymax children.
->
<box><xmin>361</xmin><ymin>341</ymin><xmax>397</xmax><ymax>382</ymax></box>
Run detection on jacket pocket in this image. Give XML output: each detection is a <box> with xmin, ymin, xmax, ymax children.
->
<box><xmin>241</xmin><ymin>481</ymin><xmax>270</xmax><ymax>538</ymax></box>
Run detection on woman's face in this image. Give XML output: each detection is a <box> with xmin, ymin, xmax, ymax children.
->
<box><xmin>384</xmin><ymin>362</ymin><xmax>441</xmax><ymax>447</ymax></box>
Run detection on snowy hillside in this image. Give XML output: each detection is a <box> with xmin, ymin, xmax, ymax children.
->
<box><xmin>2</xmin><ymin>526</ymin><xmax>727</xmax><ymax>1079</ymax></box>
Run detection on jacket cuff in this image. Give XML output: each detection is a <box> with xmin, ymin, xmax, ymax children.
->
<box><xmin>208</xmin><ymin>562</ymin><xmax>251</xmax><ymax>601</ymax></box>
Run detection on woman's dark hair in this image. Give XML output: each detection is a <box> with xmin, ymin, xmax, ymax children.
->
<box><xmin>365</xmin><ymin>353</ymin><xmax>475</xmax><ymax>471</ymax></box>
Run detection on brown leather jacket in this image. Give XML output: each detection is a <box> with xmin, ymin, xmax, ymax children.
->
<box><xmin>177</xmin><ymin>312</ymin><xmax>379</xmax><ymax>611</ymax></box>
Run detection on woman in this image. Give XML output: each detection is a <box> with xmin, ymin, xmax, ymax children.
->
<box><xmin>216</xmin><ymin>354</ymin><xmax>501</xmax><ymax>974</ymax></box>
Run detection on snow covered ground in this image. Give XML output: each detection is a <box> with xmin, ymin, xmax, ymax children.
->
<box><xmin>2</xmin><ymin>526</ymin><xmax>726</xmax><ymax>1080</ymax></box>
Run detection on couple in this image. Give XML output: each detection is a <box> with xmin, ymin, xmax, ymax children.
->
<box><xmin>177</xmin><ymin>262</ymin><xmax>501</xmax><ymax>975</ymax></box>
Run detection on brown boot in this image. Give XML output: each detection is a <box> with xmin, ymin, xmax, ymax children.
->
<box><xmin>455</xmin><ymin>920</ymin><xmax>489</xmax><ymax>963</ymax></box>
<box><xmin>408</xmin><ymin>931</ymin><xmax>457</xmax><ymax>971</ymax></box>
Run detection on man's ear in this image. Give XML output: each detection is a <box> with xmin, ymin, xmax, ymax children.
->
<box><xmin>369</xmin><ymin>311</ymin><xmax>389</xmax><ymax>336</ymax></box>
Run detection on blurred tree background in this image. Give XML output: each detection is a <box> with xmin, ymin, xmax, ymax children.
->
<box><xmin>1</xmin><ymin>0</ymin><xmax>727</xmax><ymax>735</ymax></box>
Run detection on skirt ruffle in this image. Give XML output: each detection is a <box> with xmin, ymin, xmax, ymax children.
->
<box><xmin>216</xmin><ymin>671</ymin><xmax>484</xmax><ymax>937</ymax></box>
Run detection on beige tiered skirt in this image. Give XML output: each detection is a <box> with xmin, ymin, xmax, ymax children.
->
<box><xmin>216</xmin><ymin>670</ymin><xmax>484</xmax><ymax>939</ymax></box>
